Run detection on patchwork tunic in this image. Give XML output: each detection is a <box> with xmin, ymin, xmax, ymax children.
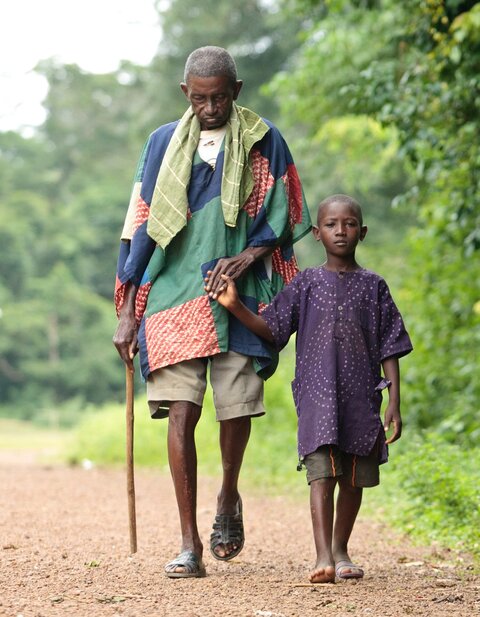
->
<box><xmin>115</xmin><ymin>119</ymin><xmax>311</xmax><ymax>381</ymax></box>
<box><xmin>261</xmin><ymin>267</ymin><xmax>413</xmax><ymax>460</ymax></box>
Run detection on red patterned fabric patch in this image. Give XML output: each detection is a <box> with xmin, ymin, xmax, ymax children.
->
<box><xmin>283</xmin><ymin>163</ymin><xmax>304</xmax><ymax>229</ymax></box>
<box><xmin>114</xmin><ymin>279</ymin><xmax>152</xmax><ymax>323</ymax></box>
<box><xmin>133</xmin><ymin>195</ymin><xmax>150</xmax><ymax>235</ymax></box>
<box><xmin>114</xmin><ymin>275</ymin><xmax>125</xmax><ymax>317</ymax></box>
<box><xmin>135</xmin><ymin>282</ymin><xmax>152</xmax><ymax>324</ymax></box>
<box><xmin>243</xmin><ymin>150</ymin><xmax>275</xmax><ymax>218</ymax></box>
<box><xmin>272</xmin><ymin>248</ymin><xmax>300</xmax><ymax>285</ymax></box>
<box><xmin>145</xmin><ymin>295</ymin><xmax>220</xmax><ymax>371</ymax></box>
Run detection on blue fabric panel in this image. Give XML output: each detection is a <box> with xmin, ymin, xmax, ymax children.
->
<box><xmin>257</xmin><ymin>120</ymin><xmax>294</xmax><ymax>179</ymax></box>
<box><xmin>140</xmin><ymin>122</ymin><xmax>179</xmax><ymax>204</ymax></box>
<box><xmin>188</xmin><ymin>151</ymin><xmax>224</xmax><ymax>213</ymax></box>
<box><xmin>137</xmin><ymin>319</ymin><xmax>149</xmax><ymax>381</ymax></box>
<box><xmin>122</xmin><ymin>221</ymin><xmax>156</xmax><ymax>287</ymax></box>
<box><xmin>246</xmin><ymin>208</ymin><xmax>277</xmax><ymax>246</ymax></box>
<box><xmin>228</xmin><ymin>295</ymin><xmax>272</xmax><ymax>360</ymax></box>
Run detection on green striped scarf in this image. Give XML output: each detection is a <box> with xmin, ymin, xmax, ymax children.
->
<box><xmin>147</xmin><ymin>103</ymin><xmax>269</xmax><ymax>249</ymax></box>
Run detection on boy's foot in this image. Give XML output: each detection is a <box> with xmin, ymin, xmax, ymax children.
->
<box><xmin>309</xmin><ymin>564</ymin><xmax>336</xmax><ymax>584</ymax></box>
<box><xmin>335</xmin><ymin>560</ymin><xmax>364</xmax><ymax>579</ymax></box>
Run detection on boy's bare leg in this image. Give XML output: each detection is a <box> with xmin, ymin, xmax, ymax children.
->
<box><xmin>213</xmin><ymin>416</ymin><xmax>251</xmax><ymax>558</ymax></box>
<box><xmin>332</xmin><ymin>477</ymin><xmax>363</xmax><ymax>576</ymax></box>
<box><xmin>309</xmin><ymin>477</ymin><xmax>336</xmax><ymax>583</ymax></box>
<box><xmin>167</xmin><ymin>400</ymin><xmax>203</xmax><ymax>572</ymax></box>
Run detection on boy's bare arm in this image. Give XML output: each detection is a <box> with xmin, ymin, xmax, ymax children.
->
<box><xmin>206</xmin><ymin>273</ymin><xmax>275</xmax><ymax>343</ymax></box>
<box><xmin>382</xmin><ymin>355</ymin><xmax>402</xmax><ymax>444</ymax></box>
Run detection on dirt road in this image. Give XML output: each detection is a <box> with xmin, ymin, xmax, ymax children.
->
<box><xmin>0</xmin><ymin>459</ymin><xmax>478</xmax><ymax>617</ymax></box>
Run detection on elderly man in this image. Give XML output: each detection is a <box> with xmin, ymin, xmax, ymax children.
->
<box><xmin>113</xmin><ymin>46</ymin><xmax>311</xmax><ymax>578</ymax></box>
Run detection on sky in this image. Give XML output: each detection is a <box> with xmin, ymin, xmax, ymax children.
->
<box><xmin>0</xmin><ymin>0</ymin><xmax>161</xmax><ymax>133</ymax></box>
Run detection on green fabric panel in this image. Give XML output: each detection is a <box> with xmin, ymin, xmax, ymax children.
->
<box><xmin>145</xmin><ymin>197</ymin><xmax>225</xmax><ymax>315</ymax></box>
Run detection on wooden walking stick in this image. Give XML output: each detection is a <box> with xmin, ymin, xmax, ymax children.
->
<box><xmin>126</xmin><ymin>366</ymin><xmax>138</xmax><ymax>553</ymax></box>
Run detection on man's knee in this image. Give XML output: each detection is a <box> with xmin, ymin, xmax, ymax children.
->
<box><xmin>168</xmin><ymin>401</ymin><xmax>202</xmax><ymax>432</ymax></box>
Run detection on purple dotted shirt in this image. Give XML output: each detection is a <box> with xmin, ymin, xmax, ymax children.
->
<box><xmin>261</xmin><ymin>267</ymin><xmax>413</xmax><ymax>461</ymax></box>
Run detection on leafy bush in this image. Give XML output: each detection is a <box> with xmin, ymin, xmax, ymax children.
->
<box><xmin>378</xmin><ymin>434</ymin><xmax>480</xmax><ymax>557</ymax></box>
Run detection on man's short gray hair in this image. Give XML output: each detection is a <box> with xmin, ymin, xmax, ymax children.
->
<box><xmin>184</xmin><ymin>46</ymin><xmax>238</xmax><ymax>85</ymax></box>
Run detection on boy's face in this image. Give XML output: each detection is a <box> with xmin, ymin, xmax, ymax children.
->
<box><xmin>313</xmin><ymin>201</ymin><xmax>367</xmax><ymax>257</ymax></box>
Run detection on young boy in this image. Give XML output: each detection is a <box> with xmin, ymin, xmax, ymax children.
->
<box><xmin>205</xmin><ymin>194</ymin><xmax>412</xmax><ymax>583</ymax></box>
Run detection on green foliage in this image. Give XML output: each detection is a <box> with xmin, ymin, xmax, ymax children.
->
<box><xmin>380</xmin><ymin>434</ymin><xmax>480</xmax><ymax>556</ymax></box>
<box><xmin>285</xmin><ymin>115</ymin><xmax>414</xmax><ymax>256</ymax></box>
<box><xmin>277</xmin><ymin>0</ymin><xmax>480</xmax><ymax>251</ymax></box>
<box><xmin>399</xmin><ymin>232</ymin><xmax>480</xmax><ymax>445</ymax></box>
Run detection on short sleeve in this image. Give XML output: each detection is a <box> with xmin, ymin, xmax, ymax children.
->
<box><xmin>378</xmin><ymin>279</ymin><xmax>413</xmax><ymax>361</ymax></box>
<box><xmin>261</xmin><ymin>273</ymin><xmax>303</xmax><ymax>350</ymax></box>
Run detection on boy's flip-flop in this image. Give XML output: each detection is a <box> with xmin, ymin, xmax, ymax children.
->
<box><xmin>164</xmin><ymin>550</ymin><xmax>206</xmax><ymax>578</ymax></box>
<box><xmin>210</xmin><ymin>497</ymin><xmax>244</xmax><ymax>561</ymax></box>
<box><xmin>335</xmin><ymin>560</ymin><xmax>364</xmax><ymax>580</ymax></box>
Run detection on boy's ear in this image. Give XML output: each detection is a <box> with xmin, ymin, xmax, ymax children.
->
<box><xmin>360</xmin><ymin>225</ymin><xmax>368</xmax><ymax>241</ymax></box>
<box><xmin>312</xmin><ymin>225</ymin><xmax>321</xmax><ymax>241</ymax></box>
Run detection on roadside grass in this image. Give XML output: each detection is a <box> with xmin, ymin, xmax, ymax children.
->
<box><xmin>0</xmin><ymin>418</ymin><xmax>72</xmax><ymax>464</ymax></box>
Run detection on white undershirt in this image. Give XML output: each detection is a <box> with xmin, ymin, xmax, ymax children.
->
<box><xmin>197</xmin><ymin>127</ymin><xmax>227</xmax><ymax>169</ymax></box>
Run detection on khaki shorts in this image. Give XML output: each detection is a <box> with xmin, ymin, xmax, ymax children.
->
<box><xmin>147</xmin><ymin>351</ymin><xmax>265</xmax><ymax>421</ymax></box>
<box><xmin>304</xmin><ymin>442</ymin><xmax>380</xmax><ymax>488</ymax></box>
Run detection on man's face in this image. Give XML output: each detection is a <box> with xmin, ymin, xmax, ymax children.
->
<box><xmin>181</xmin><ymin>75</ymin><xmax>243</xmax><ymax>130</ymax></box>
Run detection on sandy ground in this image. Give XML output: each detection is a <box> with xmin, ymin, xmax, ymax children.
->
<box><xmin>0</xmin><ymin>455</ymin><xmax>478</xmax><ymax>617</ymax></box>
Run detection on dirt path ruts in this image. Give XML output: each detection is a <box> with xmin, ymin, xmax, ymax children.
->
<box><xmin>0</xmin><ymin>462</ymin><xmax>478</xmax><ymax>617</ymax></box>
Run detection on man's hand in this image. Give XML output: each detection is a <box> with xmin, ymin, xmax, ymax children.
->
<box><xmin>384</xmin><ymin>403</ymin><xmax>402</xmax><ymax>444</ymax></box>
<box><xmin>113</xmin><ymin>281</ymin><xmax>139</xmax><ymax>372</ymax></box>
<box><xmin>205</xmin><ymin>246</ymin><xmax>272</xmax><ymax>299</ymax></box>
<box><xmin>113</xmin><ymin>313</ymin><xmax>138</xmax><ymax>372</ymax></box>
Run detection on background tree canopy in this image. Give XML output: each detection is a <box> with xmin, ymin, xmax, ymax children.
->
<box><xmin>0</xmin><ymin>0</ymin><xmax>478</xmax><ymax>444</ymax></box>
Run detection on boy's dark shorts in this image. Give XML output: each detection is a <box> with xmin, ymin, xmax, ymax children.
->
<box><xmin>304</xmin><ymin>443</ymin><xmax>380</xmax><ymax>488</ymax></box>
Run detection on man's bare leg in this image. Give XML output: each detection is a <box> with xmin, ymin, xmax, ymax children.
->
<box><xmin>309</xmin><ymin>477</ymin><xmax>336</xmax><ymax>583</ymax></box>
<box><xmin>212</xmin><ymin>416</ymin><xmax>251</xmax><ymax>558</ymax></box>
<box><xmin>332</xmin><ymin>477</ymin><xmax>364</xmax><ymax>578</ymax></box>
<box><xmin>167</xmin><ymin>400</ymin><xmax>203</xmax><ymax>573</ymax></box>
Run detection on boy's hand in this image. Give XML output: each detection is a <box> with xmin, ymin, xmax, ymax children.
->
<box><xmin>205</xmin><ymin>272</ymin><xmax>239</xmax><ymax>308</ymax></box>
<box><xmin>384</xmin><ymin>403</ymin><xmax>402</xmax><ymax>444</ymax></box>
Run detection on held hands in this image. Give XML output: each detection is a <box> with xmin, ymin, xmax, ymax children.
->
<box><xmin>383</xmin><ymin>403</ymin><xmax>402</xmax><ymax>444</ymax></box>
<box><xmin>205</xmin><ymin>273</ymin><xmax>239</xmax><ymax>308</ymax></box>
<box><xmin>204</xmin><ymin>253</ymin><xmax>255</xmax><ymax>299</ymax></box>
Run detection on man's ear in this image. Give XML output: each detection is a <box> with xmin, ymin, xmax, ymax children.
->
<box><xmin>233</xmin><ymin>80</ymin><xmax>243</xmax><ymax>100</ymax></box>
<box><xmin>360</xmin><ymin>225</ymin><xmax>368</xmax><ymax>241</ymax></box>
<box><xmin>180</xmin><ymin>82</ymin><xmax>189</xmax><ymax>98</ymax></box>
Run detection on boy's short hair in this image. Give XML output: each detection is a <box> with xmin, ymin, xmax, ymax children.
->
<box><xmin>317</xmin><ymin>194</ymin><xmax>363</xmax><ymax>226</ymax></box>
